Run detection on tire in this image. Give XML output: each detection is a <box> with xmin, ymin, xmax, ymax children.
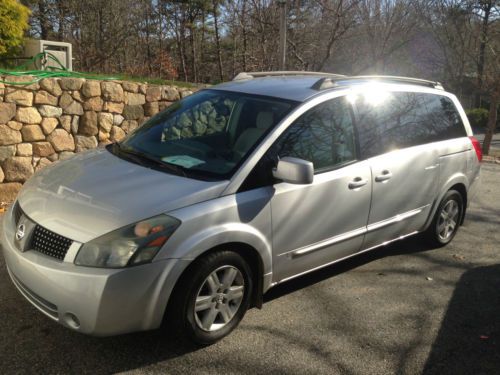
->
<box><xmin>424</xmin><ymin>190</ymin><xmax>464</xmax><ymax>247</ymax></box>
<box><xmin>166</xmin><ymin>250</ymin><xmax>253</xmax><ymax>345</ymax></box>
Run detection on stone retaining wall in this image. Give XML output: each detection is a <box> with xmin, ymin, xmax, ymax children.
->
<box><xmin>0</xmin><ymin>76</ymin><xmax>195</xmax><ymax>201</ymax></box>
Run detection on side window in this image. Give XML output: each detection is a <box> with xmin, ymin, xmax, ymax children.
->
<box><xmin>239</xmin><ymin>97</ymin><xmax>356</xmax><ymax>191</ymax></box>
<box><xmin>272</xmin><ymin>97</ymin><xmax>356</xmax><ymax>172</ymax></box>
<box><xmin>354</xmin><ymin>91</ymin><xmax>427</xmax><ymax>158</ymax></box>
<box><xmin>354</xmin><ymin>91</ymin><xmax>467</xmax><ymax>159</ymax></box>
<box><xmin>421</xmin><ymin>95</ymin><xmax>467</xmax><ymax>141</ymax></box>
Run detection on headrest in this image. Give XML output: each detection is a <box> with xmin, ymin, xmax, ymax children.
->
<box><xmin>256</xmin><ymin>111</ymin><xmax>273</xmax><ymax>129</ymax></box>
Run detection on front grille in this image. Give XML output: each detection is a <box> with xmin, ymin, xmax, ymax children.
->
<box><xmin>30</xmin><ymin>225</ymin><xmax>73</xmax><ymax>261</ymax></box>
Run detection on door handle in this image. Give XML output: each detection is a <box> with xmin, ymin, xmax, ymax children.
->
<box><xmin>348</xmin><ymin>177</ymin><xmax>368</xmax><ymax>189</ymax></box>
<box><xmin>375</xmin><ymin>170</ymin><xmax>393</xmax><ymax>182</ymax></box>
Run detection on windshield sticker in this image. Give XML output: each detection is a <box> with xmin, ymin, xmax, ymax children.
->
<box><xmin>162</xmin><ymin>155</ymin><xmax>206</xmax><ymax>168</ymax></box>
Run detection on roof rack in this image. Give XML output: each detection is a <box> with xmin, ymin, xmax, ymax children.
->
<box><xmin>312</xmin><ymin>75</ymin><xmax>444</xmax><ymax>91</ymax></box>
<box><xmin>233</xmin><ymin>71</ymin><xmax>346</xmax><ymax>81</ymax></box>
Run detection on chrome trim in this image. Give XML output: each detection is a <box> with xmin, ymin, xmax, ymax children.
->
<box><xmin>425</xmin><ymin>164</ymin><xmax>439</xmax><ymax>170</ymax></box>
<box><xmin>278</xmin><ymin>231</ymin><xmax>420</xmax><ymax>284</ymax></box>
<box><xmin>64</xmin><ymin>241</ymin><xmax>83</xmax><ymax>263</ymax></box>
<box><xmin>285</xmin><ymin>205</ymin><xmax>428</xmax><ymax>258</ymax></box>
<box><xmin>366</xmin><ymin>205</ymin><xmax>429</xmax><ymax>232</ymax></box>
<box><xmin>360</xmin><ymin>231</ymin><xmax>419</xmax><ymax>253</ymax></box>
<box><xmin>286</xmin><ymin>227</ymin><xmax>366</xmax><ymax>258</ymax></box>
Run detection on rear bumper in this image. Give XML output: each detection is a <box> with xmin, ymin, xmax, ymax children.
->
<box><xmin>1</xmin><ymin>206</ymin><xmax>190</xmax><ymax>336</ymax></box>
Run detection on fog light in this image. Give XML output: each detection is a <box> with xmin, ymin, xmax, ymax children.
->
<box><xmin>64</xmin><ymin>313</ymin><xmax>81</xmax><ymax>329</ymax></box>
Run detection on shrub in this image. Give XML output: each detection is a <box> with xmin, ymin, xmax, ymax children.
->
<box><xmin>0</xmin><ymin>0</ymin><xmax>30</xmax><ymax>56</ymax></box>
<box><xmin>466</xmin><ymin>108</ymin><xmax>489</xmax><ymax>129</ymax></box>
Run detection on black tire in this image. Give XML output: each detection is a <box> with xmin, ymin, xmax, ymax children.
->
<box><xmin>166</xmin><ymin>250</ymin><xmax>253</xmax><ymax>345</ymax></box>
<box><xmin>424</xmin><ymin>190</ymin><xmax>464</xmax><ymax>247</ymax></box>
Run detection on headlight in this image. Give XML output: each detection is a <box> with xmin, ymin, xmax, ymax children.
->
<box><xmin>75</xmin><ymin>214</ymin><xmax>181</xmax><ymax>268</ymax></box>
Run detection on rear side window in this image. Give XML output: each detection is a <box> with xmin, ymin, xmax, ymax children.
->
<box><xmin>423</xmin><ymin>95</ymin><xmax>467</xmax><ymax>140</ymax></box>
<box><xmin>354</xmin><ymin>91</ymin><xmax>467</xmax><ymax>159</ymax></box>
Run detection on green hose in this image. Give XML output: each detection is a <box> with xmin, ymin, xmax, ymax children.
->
<box><xmin>0</xmin><ymin>52</ymin><xmax>117</xmax><ymax>85</ymax></box>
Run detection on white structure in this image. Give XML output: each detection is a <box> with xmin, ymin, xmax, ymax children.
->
<box><xmin>24</xmin><ymin>39</ymin><xmax>73</xmax><ymax>71</ymax></box>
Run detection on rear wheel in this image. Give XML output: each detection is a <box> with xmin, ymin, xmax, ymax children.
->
<box><xmin>167</xmin><ymin>250</ymin><xmax>253</xmax><ymax>345</ymax></box>
<box><xmin>424</xmin><ymin>190</ymin><xmax>463</xmax><ymax>247</ymax></box>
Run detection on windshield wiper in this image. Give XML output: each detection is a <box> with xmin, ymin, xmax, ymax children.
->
<box><xmin>113</xmin><ymin>143</ymin><xmax>187</xmax><ymax>177</ymax></box>
<box><xmin>112</xmin><ymin>143</ymin><xmax>150</xmax><ymax>168</ymax></box>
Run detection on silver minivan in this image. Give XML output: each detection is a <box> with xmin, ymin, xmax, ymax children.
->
<box><xmin>1</xmin><ymin>72</ymin><xmax>481</xmax><ymax>344</ymax></box>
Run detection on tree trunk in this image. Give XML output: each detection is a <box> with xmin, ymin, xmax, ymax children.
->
<box><xmin>200</xmin><ymin>10</ymin><xmax>206</xmax><ymax>80</ymax></box>
<box><xmin>241</xmin><ymin>0</ymin><xmax>248</xmax><ymax>71</ymax></box>
<box><xmin>174</xmin><ymin>9</ymin><xmax>188</xmax><ymax>82</ymax></box>
<box><xmin>189</xmin><ymin>23</ymin><xmax>198</xmax><ymax>82</ymax></box>
<box><xmin>145</xmin><ymin>4</ymin><xmax>153</xmax><ymax>76</ymax></box>
<box><xmin>474</xmin><ymin>0</ymin><xmax>492</xmax><ymax>108</ymax></box>
<box><xmin>213</xmin><ymin>0</ymin><xmax>223</xmax><ymax>82</ymax></box>
<box><xmin>37</xmin><ymin>0</ymin><xmax>52</xmax><ymax>40</ymax></box>
<box><xmin>56</xmin><ymin>0</ymin><xmax>65</xmax><ymax>40</ymax></box>
<box><xmin>482</xmin><ymin>90</ymin><xmax>499</xmax><ymax>155</ymax></box>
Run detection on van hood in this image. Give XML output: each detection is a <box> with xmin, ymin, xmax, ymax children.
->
<box><xmin>18</xmin><ymin>148</ymin><xmax>228</xmax><ymax>243</ymax></box>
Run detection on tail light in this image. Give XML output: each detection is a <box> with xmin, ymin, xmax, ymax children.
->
<box><xmin>469</xmin><ymin>136</ymin><xmax>482</xmax><ymax>162</ymax></box>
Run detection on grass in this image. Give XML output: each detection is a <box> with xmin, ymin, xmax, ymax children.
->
<box><xmin>84</xmin><ymin>72</ymin><xmax>197</xmax><ymax>88</ymax></box>
<box><xmin>0</xmin><ymin>67</ymin><xmax>197</xmax><ymax>88</ymax></box>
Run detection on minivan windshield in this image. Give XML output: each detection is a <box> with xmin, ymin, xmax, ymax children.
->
<box><xmin>112</xmin><ymin>89</ymin><xmax>297</xmax><ymax>180</ymax></box>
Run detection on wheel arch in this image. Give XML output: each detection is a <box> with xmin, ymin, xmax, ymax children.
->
<box><xmin>424</xmin><ymin>174</ymin><xmax>469</xmax><ymax>231</ymax></box>
<box><xmin>165</xmin><ymin>242</ymin><xmax>267</xmax><ymax>317</ymax></box>
<box><xmin>449</xmin><ymin>182</ymin><xmax>467</xmax><ymax>225</ymax></box>
<box><xmin>191</xmin><ymin>242</ymin><xmax>265</xmax><ymax>309</ymax></box>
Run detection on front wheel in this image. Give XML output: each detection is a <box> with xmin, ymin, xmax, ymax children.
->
<box><xmin>424</xmin><ymin>190</ymin><xmax>463</xmax><ymax>247</ymax></box>
<box><xmin>167</xmin><ymin>250</ymin><xmax>253</xmax><ymax>345</ymax></box>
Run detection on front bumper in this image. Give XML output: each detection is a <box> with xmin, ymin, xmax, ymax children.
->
<box><xmin>1</xmin><ymin>206</ymin><xmax>190</xmax><ymax>336</ymax></box>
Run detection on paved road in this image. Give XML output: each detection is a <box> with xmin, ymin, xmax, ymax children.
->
<box><xmin>476</xmin><ymin>132</ymin><xmax>500</xmax><ymax>153</ymax></box>
<box><xmin>0</xmin><ymin>164</ymin><xmax>499</xmax><ymax>375</ymax></box>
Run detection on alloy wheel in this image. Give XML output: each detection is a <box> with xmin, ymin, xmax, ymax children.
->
<box><xmin>437</xmin><ymin>199</ymin><xmax>460</xmax><ymax>241</ymax></box>
<box><xmin>194</xmin><ymin>265</ymin><xmax>245</xmax><ymax>332</ymax></box>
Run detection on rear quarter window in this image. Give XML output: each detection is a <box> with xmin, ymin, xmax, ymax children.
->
<box><xmin>354</xmin><ymin>91</ymin><xmax>467</xmax><ymax>159</ymax></box>
<box><xmin>422</xmin><ymin>94</ymin><xmax>467</xmax><ymax>141</ymax></box>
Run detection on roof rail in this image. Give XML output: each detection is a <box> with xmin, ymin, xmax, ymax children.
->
<box><xmin>311</xmin><ymin>75</ymin><xmax>444</xmax><ymax>91</ymax></box>
<box><xmin>233</xmin><ymin>71</ymin><xmax>346</xmax><ymax>81</ymax></box>
<box><xmin>349</xmin><ymin>75</ymin><xmax>444</xmax><ymax>90</ymax></box>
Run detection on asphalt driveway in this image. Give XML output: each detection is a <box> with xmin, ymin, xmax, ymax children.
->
<box><xmin>476</xmin><ymin>132</ymin><xmax>500</xmax><ymax>154</ymax></box>
<box><xmin>0</xmin><ymin>163</ymin><xmax>499</xmax><ymax>374</ymax></box>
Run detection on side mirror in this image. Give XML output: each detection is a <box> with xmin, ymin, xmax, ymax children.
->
<box><xmin>272</xmin><ymin>157</ymin><xmax>314</xmax><ymax>184</ymax></box>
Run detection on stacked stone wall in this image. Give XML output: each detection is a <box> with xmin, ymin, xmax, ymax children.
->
<box><xmin>0</xmin><ymin>76</ymin><xmax>194</xmax><ymax>201</ymax></box>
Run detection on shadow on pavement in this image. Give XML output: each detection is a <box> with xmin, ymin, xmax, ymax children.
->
<box><xmin>1</xmin><ymin>235</ymin><xmax>436</xmax><ymax>374</ymax></box>
<box><xmin>423</xmin><ymin>264</ymin><xmax>500</xmax><ymax>374</ymax></box>
<box><xmin>0</xmin><ymin>261</ymin><xmax>201</xmax><ymax>373</ymax></box>
<box><xmin>265</xmin><ymin>235</ymin><xmax>436</xmax><ymax>303</ymax></box>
